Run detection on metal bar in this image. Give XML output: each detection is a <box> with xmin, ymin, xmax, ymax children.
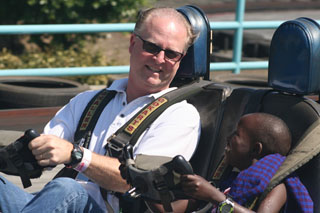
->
<box><xmin>210</xmin><ymin>61</ymin><xmax>268</xmax><ymax>71</ymax></box>
<box><xmin>0</xmin><ymin>21</ymin><xmax>288</xmax><ymax>34</ymax></box>
<box><xmin>0</xmin><ymin>23</ymin><xmax>135</xmax><ymax>34</ymax></box>
<box><xmin>232</xmin><ymin>0</ymin><xmax>246</xmax><ymax>74</ymax></box>
<box><xmin>210</xmin><ymin>21</ymin><xmax>285</xmax><ymax>30</ymax></box>
<box><xmin>0</xmin><ymin>66</ymin><xmax>130</xmax><ymax>76</ymax></box>
<box><xmin>0</xmin><ymin>61</ymin><xmax>269</xmax><ymax>76</ymax></box>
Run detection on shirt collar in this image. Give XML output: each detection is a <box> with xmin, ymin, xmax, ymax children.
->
<box><xmin>107</xmin><ymin>78</ymin><xmax>177</xmax><ymax>100</ymax></box>
<box><xmin>107</xmin><ymin>78</ymin><xmax>128</xmax><ymax>93</ymax></box>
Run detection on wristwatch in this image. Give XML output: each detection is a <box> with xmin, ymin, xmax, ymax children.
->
<box><xmin>65</xmin><ymin>143</ymin><xmax>83</xmax><ymax>168</ymax></box>
<box><xmin>217</xmin><ymin>197</ymin><xmax>234</xmax><ymax>213</ymax></box>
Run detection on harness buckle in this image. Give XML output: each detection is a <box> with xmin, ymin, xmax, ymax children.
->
<box><xmin>107</xmin><ymin>134</ymin><xmax>128</xmax><ymax>153</ymax></box>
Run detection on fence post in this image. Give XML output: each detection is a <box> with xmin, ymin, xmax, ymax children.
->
<box><xmin>233</xmin><ymin>0</ymin><xmax>246</xmax><ymax>74</ymax></box>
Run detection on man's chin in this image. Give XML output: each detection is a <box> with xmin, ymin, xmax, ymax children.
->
<box><xmin>145</xmin><ymin>79</ymin><xmax>168</xmax><ymax>90</ymax></box>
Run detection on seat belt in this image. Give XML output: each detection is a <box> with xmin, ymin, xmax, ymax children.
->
<box><xmin>257</xmin><ymin>119</ymin><xmax>320</xmax><ymax>206</ymax></box>
<box><xmin>107</xmin><ymin>80</ymin><xmax>211</xmax><ymax>157</ymax></box>
<box><xmin>53</xmin><ymin>89</ymin><xmax>116</xmax><ymax>179</ymax></box>
<box><xmin>106</xmin><ymin>80</ymin><xmax>212</xmax><ymax>212</ymax></box>
<box><xmin>55</xmin><ymin>80</ymin><xmax>212</xmax><ymax>212</ymax></box>
<box><xmin>53</xmin><ymin>88</ymin><xmax>117</xmax><ymax>212</ymax></box>
<box><xmin>74</xmin><ymin>89</ymin><xmax>117</xmax><ymax>145</ymax></box>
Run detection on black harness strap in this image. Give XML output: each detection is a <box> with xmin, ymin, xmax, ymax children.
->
<box><xmin>106</xmin><ymin>81</ymin><xmax>211</xmax><ymax>212</ymax></box>
<box><xmin>107</xmin><ymin>80</ymin><xmax>211</xmax><ymax>157</ymax></box>
<box><xmin>74</xmin><ymin>89</ymin><xmax>117</xmax><ymax>146</ymax></box>
<box><xmin>56</xmin><ymin>80</ymin><xmax>211</xmax><ymax>212</ymax></box>
<box><xmin>53</xmin><ymin>89</ymin><xmax>116</xmax><ymax>179</ymax></box>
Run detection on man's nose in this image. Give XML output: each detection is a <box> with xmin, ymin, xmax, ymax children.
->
<box><xmin>153</xmin><ymin>50</ymin><xmax>166</xmax><ymax>63</ymax></box>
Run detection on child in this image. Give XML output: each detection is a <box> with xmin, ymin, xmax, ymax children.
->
<box><xmin>181</xmin><ymin>112</ymin><xmax>313</xmax><ymax>213</ymax></box>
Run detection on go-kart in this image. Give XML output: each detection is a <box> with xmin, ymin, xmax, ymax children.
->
<box><xmin>1</xmin><ymin>5</ymin><xmax>320</xmax><ymax>213</ymax></box>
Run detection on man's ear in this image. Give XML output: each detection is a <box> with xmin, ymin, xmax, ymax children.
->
<box><xmin>251</xmin><ymin>142</ymin><xmax>263</xmax><ymax>158</ymax></box>
<box><xmin>129</xmin><ymin>33</ymin><xmax>136</xmax><ymax>53</ymax></box>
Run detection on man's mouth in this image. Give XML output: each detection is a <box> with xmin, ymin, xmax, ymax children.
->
<box><xmin>146</xmin><ymin>65</ymin><xmax>161</xmax><ymax>73</ymax></box>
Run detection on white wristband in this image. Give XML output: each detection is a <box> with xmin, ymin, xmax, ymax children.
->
<box><xmin>74</xmin><ymin>148</ymin><xmax>92</xmax><ymax>172</ymax></box>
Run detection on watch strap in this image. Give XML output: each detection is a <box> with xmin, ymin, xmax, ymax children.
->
<box><xmin>65</xmin><ymin>143</ymin><xmax>84</xmax><ymax>168</ymax></box>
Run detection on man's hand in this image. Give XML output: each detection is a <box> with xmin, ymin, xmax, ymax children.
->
<box><xmin>28</xmin><ymin>134</ymin><xmax>73</xmax><ymax>167</ymax></box>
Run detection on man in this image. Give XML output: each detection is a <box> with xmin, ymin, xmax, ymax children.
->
<box><xmin>0</xmin><ymin>7</ymin><xmax>200</xmax><ymax>212</ymax></box>
<box><xmin>181</xmin><ymin>113</ymin><xmax>313</xmax><ymax>213</ymax></box>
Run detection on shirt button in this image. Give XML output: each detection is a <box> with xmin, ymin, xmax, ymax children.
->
<box><xmin>122</xmin><ymin>102</ymin><xmax>126</xmax><ymax>106</ymax></box>
<box><xmin>120</xmin><ymin>114</ymin><xmax>125</xmax><ymax>118</ymax></box>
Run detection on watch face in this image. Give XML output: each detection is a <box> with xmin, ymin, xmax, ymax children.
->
<box><xmin>74</xmin><ymin>150</ymin><xmax>83</xmax><ymax>161</ymax></box>
<box><xmin>65</xmin><ymin>144</ymin><xmax>84</xmax><ymax>168</ymax></box>
<box><xmin>219</xmin><ymin>198</ymin><xmax>234</xmax><ymax>213</ymax></box>
<box><xmin>70</xmin><ymin>145</ymin><xmax>83</xmax><ymax>166</ymax></box>
<box><xmin>220</xmin><ymin>204</ymin><xmax>233</xmax><ymax>213</ymax></box>
<box><xmin>71</xmin><ymin>146</ymin><xmax>83</xmax><ymax>163</ymax></box>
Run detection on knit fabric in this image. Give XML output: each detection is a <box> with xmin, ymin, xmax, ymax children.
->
<box><xmin>228</xmin><ymin>154</ymin><xmax>313</xmax><ymax>212</ymax></box>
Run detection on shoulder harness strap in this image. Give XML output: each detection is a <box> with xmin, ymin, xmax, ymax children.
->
<box><xmin>107</xmin><ymin>80</ymin><xmax>212</xmax><ymax>157</ymax></box>
<box><xmin>74</xmin><ymin>89</ymin><xmax>117</xmax><ymax>147</ymax></box>
<box><xmin>53</xmin><ymin>89</ymin><xmax>116</xmax><ymax>179</ymax></box>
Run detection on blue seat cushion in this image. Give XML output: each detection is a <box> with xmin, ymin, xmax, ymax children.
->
<box><xmin>268</xmin><ymin>17</ymin><xmax>320</xmax><ymax>95</ymax></box>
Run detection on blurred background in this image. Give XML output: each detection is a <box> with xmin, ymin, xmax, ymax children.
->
<box><xmin>1</xmin><ymin>0</ymin><xmax>320</xmax><ymax>85</ymax></box>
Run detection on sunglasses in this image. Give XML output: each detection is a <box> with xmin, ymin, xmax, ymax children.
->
<box><xmin>134</xmin><ymin>34</ymin><xmax>184</xmax><ymax>62</ymax></box>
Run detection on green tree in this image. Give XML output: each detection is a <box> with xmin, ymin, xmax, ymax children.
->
<box><xmin>0</xmin><ymin>0</ymin><xmax>152</xmax><ymax>52</ymax></box>
<box><xmin>0</xmin><ymin>0</ymin><xmax>150</xmax><ymax>24</ymax></box>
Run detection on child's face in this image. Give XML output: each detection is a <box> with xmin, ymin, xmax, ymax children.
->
<box><xmin>225</xmin><ymin>116</ymin><xmax>254</xmax><ymax>170</ymax></box>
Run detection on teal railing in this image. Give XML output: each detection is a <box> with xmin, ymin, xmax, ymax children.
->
<box><xmin>0</xmin><ymin>0</ymin><xmax>319</xmax><ymax>76</ymax></box>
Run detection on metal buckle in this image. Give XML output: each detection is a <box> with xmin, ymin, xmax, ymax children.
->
<box><xmin>106</xmin><ymin>134</ymin><xmax>127</xmax><ymax>152</ymax></box>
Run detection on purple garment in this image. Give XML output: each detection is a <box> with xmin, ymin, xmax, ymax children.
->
<box><xmin>228</xmin><ymin>154</ymin><xmax>313</xmax><ymax>212</ymax></box>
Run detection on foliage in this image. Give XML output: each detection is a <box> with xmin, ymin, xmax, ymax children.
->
<box><xmin>0</xmin><ymin>0</ymin><xmax>151</xmax><ymax>51</ymax></box>
<box><xmin>0</xmin><ymin>49</ymin><xmax>23</xmax><ymax>69</ymax></box>
<box><xmin>0</xmin><ymin>46</ymin><xmax>112</xmax><ymax>85</ymax></box>
<box><xmin>0</xmin><ymin>0</ymin><xmax>150</xmax><ymax>24</ymax></box>
<box><xmin>0</xmin><ymin>0</ymin><xmax>153</xmax><ymax>84</ymax></box>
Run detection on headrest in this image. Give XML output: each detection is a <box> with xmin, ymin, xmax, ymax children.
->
<box><xmin>268</xmin><ymin>17</ymin><xmax>320</xmax><ymax>95</ymax></box>
<box><xmin>175</xmin><ymin>5</ymin><xmax>210</xmax><ymax>80</ymax></box>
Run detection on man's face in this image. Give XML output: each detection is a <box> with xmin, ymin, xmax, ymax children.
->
<box><xmin>225</xmin><ymin>117</ymin><xmax>254</xmax><ymax>170</ymax></box>
<box><xmin>128</xmin><ymin>16</ymin><xmax>188</xmax><ymax>94</ymax></box>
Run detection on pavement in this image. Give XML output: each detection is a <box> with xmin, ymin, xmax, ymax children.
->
<box><xmin>0</xmin><ymin>130</ymin><xmax>24</xmax><ymax>147</ymax></box>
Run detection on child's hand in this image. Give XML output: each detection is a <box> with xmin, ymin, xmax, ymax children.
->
<box><xmin>180</xmin><ymin>174</ymin><xmax>225</xmax><ymax>203</ymax></box>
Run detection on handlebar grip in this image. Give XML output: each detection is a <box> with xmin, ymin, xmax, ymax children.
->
<box><xmin>24</xmin><ymin>129</ymin><xmax>40</xmax><ymax>142</ymax></box>
<box><xmin>172</xmin><ymin>155</ymin><xmax>193</xmax><ymax>175</ymax></box>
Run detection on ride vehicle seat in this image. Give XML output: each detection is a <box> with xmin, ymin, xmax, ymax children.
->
<box><xmin>260</xmin><ymin>17</ymin><xmax>320</xmax><ymax>211</ymax></box>
<box><xmin>208</xmin><ymin>17</ymin><xmax>320</xmax><ymax>212</ymax></box>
